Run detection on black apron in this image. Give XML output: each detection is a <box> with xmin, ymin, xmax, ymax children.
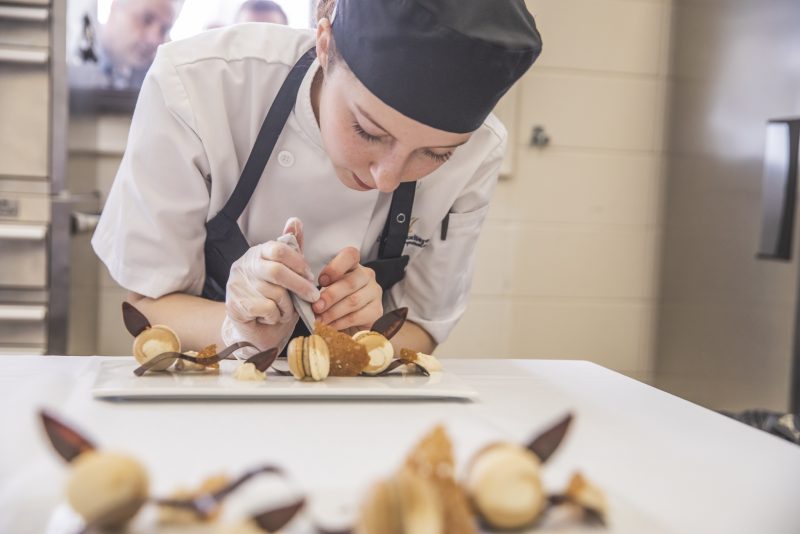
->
<box><xmin>201</xmin><ymin>48</ymin><xmax>416</xmax><ymax>344</ymax></box>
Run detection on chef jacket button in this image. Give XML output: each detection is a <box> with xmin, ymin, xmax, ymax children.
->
<box><xmin>277</xmin><ymin>150</ymin><xmax>294</xmax><ymax>167</ymax></box>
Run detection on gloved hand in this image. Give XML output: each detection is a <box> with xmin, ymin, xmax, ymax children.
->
<box><xmin>221</xmin><ymin>217</ymin><xmax>320</xmax><ymax>356</ymax></box>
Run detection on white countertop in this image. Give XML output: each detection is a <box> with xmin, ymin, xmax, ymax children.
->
<box><xmin>1</xmin><ymin>356</ymin><xmax>799</xmax><ymax>533</ymax></box>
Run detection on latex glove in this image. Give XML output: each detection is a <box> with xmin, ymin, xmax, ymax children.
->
<box><xmin>313</xmin><ymin>246</ymin><xmax>383</xmax><ymax>332</ymax></box>
<box><xmin>222</xmin><ymin>218</ymin><xmax>319</xmax><ymax>356</ymax></box>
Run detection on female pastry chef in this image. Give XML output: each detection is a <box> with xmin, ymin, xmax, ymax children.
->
<box><xmin>92</xmin><ymin>0</ymin><xmax>542</xmax><ymax>356</ymax></box>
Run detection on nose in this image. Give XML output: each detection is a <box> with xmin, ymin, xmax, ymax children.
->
<box><xmin>370</xmin><ymin>152</ymin><xmax>406</xmax><ymax>193</ymax></box>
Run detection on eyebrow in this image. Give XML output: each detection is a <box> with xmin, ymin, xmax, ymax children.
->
<box><xmin>354</xmin><ymin>104</ymin><xmax>468</xmax><ymax>150</ymax></box>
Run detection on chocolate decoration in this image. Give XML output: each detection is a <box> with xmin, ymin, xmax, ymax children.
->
<box><xmin>316</xmin><ymin>527</ymin><xmax>353</xmax><ymax>534</ymax></box>
<box><xmin>121</xmin><ymin>302</ymin><xmax>151</xmax><ymax>337</ymax></box>
<box><xmin>369</xmin><ymin>307</ymin><xmax>408</xmax><ymax>340</ymax></box>
<box><xmin>252</xmin><ymin>498</ymin><xmax>305</xmax><ymax>532</ymax></box>
<box><xmin>245</xmin><ymin>348</ymin><xmax>279</xmax><ymax>372</ymax></box>
<box><xmin>547</xmin><ymin>494</ymin><xmax>606</xmax><ymax>526</ymax></box>
<box><xmin>155</xmin><ymin>465</ymin><xmax>285</xmax><ymax>520</ymax></box>
<box><xmin>365</xmin><ymin>358</ymin><xmax>430</xmax><ymax>377</ymax></box>
<box><xmin>211</xmin><ymin>465</ymin><xmax>284</xmax><ymax>505</ymax></box>
<box><xmin>583</xmin><ymin>506</ymin><xmax>606</xmax><ymax>527</ymax></box>
<box><xmin>39</xmin><ymin>410</ymin><xmax>96</xmax><ymax>463</ymax></box>
<box><xmin>527</xmin><ymin>413</ymin><xmax>573</xmax><ymax>463</ymax></box>
<box><xmin>133</xmin><ymin>342</ymin><xmax>258</xmax><ymax>376</ymax></box>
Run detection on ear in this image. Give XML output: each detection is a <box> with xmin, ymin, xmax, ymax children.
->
<box><xmin>316</xmin><ymin>18</ymin><xmax>332</xmax><ymax>73</ymax></box>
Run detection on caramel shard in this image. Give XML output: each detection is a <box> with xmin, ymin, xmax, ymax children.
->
<box><xmin>405</xmin><ymin>426</ymin><xmax>477</xmax><ymax>534</ymax></box>
<box><xmin>314</xmin><ymin>322</ymin><xmax>369</xmax><ymax>377</ymax></box>
<box><xmin>400</xmin><ymin>348</ymin><xmax>418</xmax><ymax>362</ymax></box>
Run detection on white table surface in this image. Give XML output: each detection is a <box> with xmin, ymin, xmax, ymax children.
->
<box><xmin>1</xmin><ymin>356</ymin><xmax>799</xmax><ymax>534</ymax></box>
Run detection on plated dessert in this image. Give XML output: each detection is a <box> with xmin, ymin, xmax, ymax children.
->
<box><xmin>122</xmin><ymin>303</ymin><xmax>441</xmax><ymax>381</ymax></box>
<box><xmin>40</xmin><ymin>410</ymin><xmax>606</xmax><ymax>533</ymax></box>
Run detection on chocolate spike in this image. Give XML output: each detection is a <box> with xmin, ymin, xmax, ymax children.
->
<box><xmin>121</xmin><ymin>302</ymin><xmax>151</xmax><ymax>337</ymax></box>
<box><xmin>252</xmin><ymin>498</ymin><xmax>305</xmax><ymax>532</ymax></box>
<box><xmin>316</xmin><ymin>526</ymin><xmax>353</xmax><ymax>534</ymax></box>
<box><xmin>133</xmin><ymin>342</ymin><xmax>258</xmax><ymax>376</ymax></box>
<box><xmin>40</xmin><ymin>410</ymin><xmax>96</xmax><ymax>463</ymax></box>
<box><xmin>527</xmin><ymin>413</ymin><xmax>573</xmax><ymax>463</ymax></box>
<box><xmin>245</xmin><ymin>348</ymin><xmax>279</xmax><ymax>372</ymax></box>
<box><xmin>547</xmin><ymin>494</ymin><xmax>569</xmax><ymax>506</ymax></box>
<box><xmin>370</xmin><ymin>307</ymin><xmax>408</xmax><ymax>339</ymax></box>
<box><xmin>133</xmin><ymin>352</ymin><xmax>181</xmax><ymax>376</ymax></box>
<box><xmin>154</xmin><ymin>465</ymin><xmax>285</xmax><ymax>520</ymax></box>
<box><xmin>546</xmin><ymin>493</ymin><xmax>606</xmax><ymax>527</ymax></box>
<box><xmin>366</xmin><ymin>359</ymin><xmax>430</xmax><ymax>377</ymax></box>
<box><xmin>210</xmin><ymin>465</ymin><xmax>284</xmax><ymax>504</ymax></box>
<box><xmin>583</xmin><ymin>507</ymin><xmax>607</xmax><ymax>527</ymax></box>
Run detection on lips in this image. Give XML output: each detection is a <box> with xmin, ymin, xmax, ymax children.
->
<box><xmin>351</xmin><ymin>172</ymin><xmax>373</xmax><ymax>190</ymax></box>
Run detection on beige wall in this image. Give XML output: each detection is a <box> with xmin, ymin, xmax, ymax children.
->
<box><xmin>438</xmin><ymin>0</ymin><xmax>673</xmax><ymax>383</ymax></box>
<box><xmin>654</xmin><ymin>0</ymin><xmax>800</xmax><ymax>412</ymax></box>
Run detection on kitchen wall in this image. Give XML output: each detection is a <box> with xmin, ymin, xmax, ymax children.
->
<box><xmin>653</xmin><ymin>0</ymin><xmax>800</xmax><ymax>412</ymax></box>
<box><xmin>438</xmin><ymin>0</ymin><xmax>673</xmax><ymax>385</ymax></box>
<box><xmin>67</xmin><ymin>115</ymin><xmax>131</xmax><ymax>355</ymax></box>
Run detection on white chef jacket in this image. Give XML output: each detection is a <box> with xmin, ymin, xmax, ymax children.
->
<box><xmin>92</xmin><ymin>23</ymin><xmax>507</xmax><ymax>344</ymax></box>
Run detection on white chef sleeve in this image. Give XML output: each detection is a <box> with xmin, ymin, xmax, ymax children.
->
<box><xmin>386</xmin><ymin>139</ymin><xmax>505</xmax><ymax>345</ymax></box>
<box><xmin>91</xmin><ymin>49</ymin><xmax>212</xmax><ymax>298</ymax></box>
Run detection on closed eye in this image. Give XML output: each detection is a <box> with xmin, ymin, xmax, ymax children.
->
<box><xmin>352</xmin><ymin>122</ymin><xmax>382</xmax><ymax>143</ymax></box>
<box><xmin>423</xmin><ymin>149</ymin><xmax>453</xmax><ymax>163</ymax></box>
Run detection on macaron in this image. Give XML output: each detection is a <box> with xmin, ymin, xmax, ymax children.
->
<box><xmin>287</xmin><ymin>334</ymin><xmax>330</xmax><ymax>381</ymax></box>
<box><xmin>66</xmin><ymin>451</ymin><xmax>149</xmax><ymax>529</ymax></box>
<box><xmin>132</xmin><ymin>325</ymin><xmax>180</xmax><ymax>371</ymax></box>
<box><xmin>353</xmin><ymin>331</ymin><xmax>394</xmax><ymax>375</ymax></box>
<box><xmin>465</xmin><ymin>442</ymin><xmax>545</xmax><ymax>529</ymax></box>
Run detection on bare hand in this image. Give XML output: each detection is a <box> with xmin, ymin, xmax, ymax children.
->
<box><xmin>313</xmin><ymin>247</ymin><xmax>382</xmax><ymax>331</ymax></box>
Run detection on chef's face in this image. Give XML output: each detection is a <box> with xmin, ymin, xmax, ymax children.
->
<box><xmin>314</xmin><ymin>23</ymin><xmax>472</xmax><ymax>194</ymax></box>
<box><xmin>102</xmin><ymin>0</ymin><xmax>180</xmax><ymax>70</ymax></box>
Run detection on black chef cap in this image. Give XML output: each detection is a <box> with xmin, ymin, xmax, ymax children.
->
<box><xmin>330</xmin><ymin>0</ymin><xmax>542</xmax><ymax>134</ymax></box>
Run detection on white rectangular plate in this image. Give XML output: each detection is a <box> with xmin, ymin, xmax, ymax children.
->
<box><xmin>92</xmin><ymin>359</ymin><xmax>479</xmax><ymax>401</ymax></box>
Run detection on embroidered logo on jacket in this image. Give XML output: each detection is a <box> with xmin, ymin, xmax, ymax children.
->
<box><xmin>405</xmin><ymin>218</ymin><xmax>430</xmax><ymax>248</ymax></box>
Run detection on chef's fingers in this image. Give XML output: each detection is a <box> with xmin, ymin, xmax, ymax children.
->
<box><xmin>326</xmin><ymin>293</ymin><xmax>384</xmax><ymax>332</ymax></box>
<box><xmin>315</xmin><ymin>268</ymin><xmax>379</xmax><ymax>324</ymax></box>
<box><xmin>282</xmin><ymin>217</ymin><xmax>304</xmax><ymax>252</ymax></box>
<box><xmin>317</xmin><ymin>246</ymin><xmax>361</xmax><ymax>287</ymax></box>
<box><xmin>254</xmin><ymin>242</ymin><xmax>319</xmax><ymax>301</ymax></box>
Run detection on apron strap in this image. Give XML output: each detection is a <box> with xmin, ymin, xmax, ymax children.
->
<box><xmin>202</xmin><ymin>47</ymin><xmax>316</xmax><ymax>302</ymax></box>
<box><xmin>222</xmin><ymin>48</ymin><xmax>317</xmax><ymax>222</ymax></box>
<box><xmin>378</xmin><ymin>181</ymin><xmax>416</xmax><ymax>258</ymax></box>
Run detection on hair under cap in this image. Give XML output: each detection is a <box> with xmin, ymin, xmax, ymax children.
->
<box><xmin>330</xmin><ymin>0</ymin><xmax>542</xmax><ymax>133</ymax></box>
